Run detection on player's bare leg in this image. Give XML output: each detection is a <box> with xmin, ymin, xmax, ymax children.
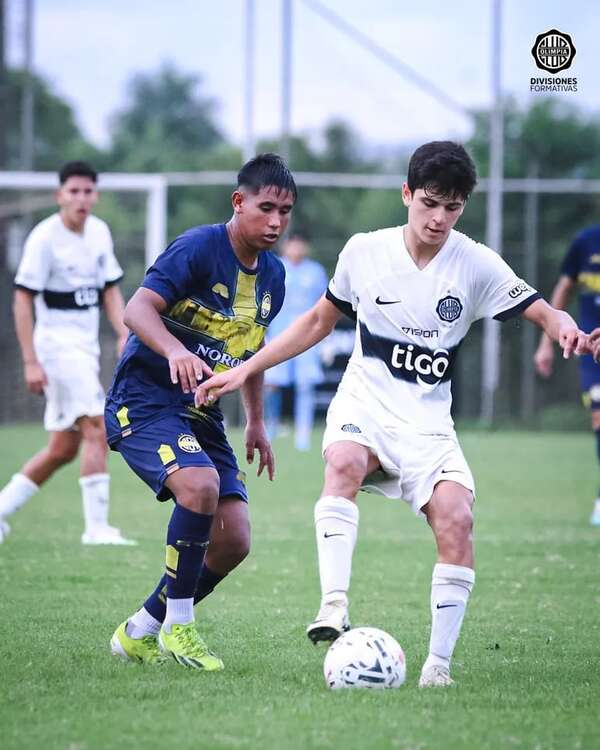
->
<box><xmin>0</xmin><ymin>430</ymin><xmax>80</xmax><ymax>542</ymax></box>
<box><xmin>307</xmin><ymin>441</ymin><xmax>380</xmax><ymax>644</ymax></box>
<box><xmin>590</xmin><ymin>410</ymin><xmax>600</xmax><ymax>525</ymax></box>
<box><xmin>419</xmin><ymin>480</ymin><xmax>475</xmax><ymax>687</ymax></box>
<box><xmin>77</xmin><ymin>415</ymin><xmax>134</xmax><ymax>545</ymax></box>
<box><xmin>203</xmin><ymin>496</ymin><xmax>251</xmax><ymax>577</ymax></box>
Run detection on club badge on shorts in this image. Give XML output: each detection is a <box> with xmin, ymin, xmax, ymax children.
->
<box><xmin>177</xmin><ymin>434</ymin><xmax>202</xmax><ymax>453</ymax></box>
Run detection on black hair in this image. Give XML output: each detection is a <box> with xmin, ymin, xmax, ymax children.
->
<box><xmin>237</xmin><ymin>153</ymin><xmax>297</xmax><ymax>202</ymax></box>
<box><xmin>407</xmin><ymin>141</ymin><xmax>477</xmax><ymax>201</ymax></box>
<box><xmin>59</xmin><ymin>161</ymin><xmax>97</xmax><ymax>185</ymax></box>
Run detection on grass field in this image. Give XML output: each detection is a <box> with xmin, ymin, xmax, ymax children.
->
<box><xmin>0</xmin><ymin>423</ymin><xmax>599</xmax><ymax>750</ymax></box>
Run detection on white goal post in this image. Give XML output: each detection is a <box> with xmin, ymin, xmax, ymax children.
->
<box><xmin>0</xmin><ymin>171</ymin><xmax>168</xmax><ymax>267</ymax></box>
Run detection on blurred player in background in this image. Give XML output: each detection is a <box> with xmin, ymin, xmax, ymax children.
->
<box><xmin>196</xmin><ymin>141</ymin><xmax>587</xmax><ymax>688</ymax></box>
<box><xmin>534</xmin><ymin>225</ymin><xmax>600</xmax><ymax>526</ymax></box>
<box><xmin>0</xmin><ymin>161</ymin><xmax>134</xmax><ymax>546</ymax></box>
<box><xmin>265</xmin><ymin>232</ymin><xmax>328</xmax><ymax>450</ymax></box>
<box><xmin>107</xmin><ymin>154</ymin><xmax>293</xmax><ymax>671</ymax></box>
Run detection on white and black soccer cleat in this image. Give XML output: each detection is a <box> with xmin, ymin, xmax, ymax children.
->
<box><xmin>306</xmin><ymin>600</ymin><xmax>350</xmax><ymax>644</ymax></box>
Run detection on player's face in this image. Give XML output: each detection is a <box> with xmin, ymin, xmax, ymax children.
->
<box><xmin>283</xmin><ymin>237</ymin><xmax>309</xmax><ymax>263</ymax></box>
<box><xmin>402</xmin><ymin>185</ymin><xmax>465</xmax><ymax>247</ymax></box>
<box><xmin>57</xmin><ymin>176</ymin><xmax>98</xmax><ymax>232</ymax></box>
<box><xmin>233</xmin><ymin>186</ymin><xmax>295</xmax><ymax>249</ymax></box>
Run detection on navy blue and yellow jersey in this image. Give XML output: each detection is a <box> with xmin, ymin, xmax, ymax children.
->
<box><xmin>561</xmin><ymin>225</ymin><xmax>600</xmax><ymax>333</ymax></box>
<box><xmin>105</xmin><ymin>223</ymin><xmax>285</xmax><ymax>444</ymax></box>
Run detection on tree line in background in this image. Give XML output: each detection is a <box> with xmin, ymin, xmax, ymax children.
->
<box><xmin>4</xmin><ymin>62</ymin><xmax>600</xmax><ymax>424</ymax></box>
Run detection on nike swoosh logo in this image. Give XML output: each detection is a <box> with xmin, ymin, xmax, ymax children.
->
<box><xmin>324</xmin><ymin>532</ymin><xmax>344</xmax><ymax>538</ymax></box>
<box><xmin>436</xmin><ymin>603</ymin><xmax>458</xmax><ymax>609</ymax></box>
<box><xmin>375</xmin><ymin>296</ymin><xmax>401</xmax><ymax>305</ymax></box>
<box><xmin>441</xmin><ymin>469</ymin><xmax>459</xmax><ymax>474</ymax></box>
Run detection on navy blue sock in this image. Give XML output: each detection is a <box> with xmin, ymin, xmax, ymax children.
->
<box><xmin>194</xmin><ymin>566</ymin><xmax>225</xmax><ymax>603</ymax></box>
<box><xmin>165</xmin><ymin>504</ymin><xmax>213</xmax><ymax>599</ymax></box>
<box><xmin>142</xmin><ymin>565</ymin><xmax>225</xmax><ymax>622</ymax></box>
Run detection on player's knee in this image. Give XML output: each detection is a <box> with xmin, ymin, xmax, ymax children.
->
<box><xmin>79</xmin><ymin>418</ymin><xmax>107</xmax><ymax>447</ymax></box>
<box><xmin>444</xmin><ymin>499</ymin><xmax>473</xmax><ymax>540</ymax></box>
<box><xmin>175</xmin><ymin>471</ymin><xmax>220</xmax><ymax>513</ymax></box>
<box><xmin>325</xmin><ymin>449</ymin><xmax>367</xmax><ymax>488</ymax></box>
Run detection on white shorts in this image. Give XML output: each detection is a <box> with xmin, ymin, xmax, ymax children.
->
<box><xmin>322</xmin><ymin>390</ymin><xmax>475</xmax><ymax>516</ymax></box>
<box><xmin>41</xmin><ymin>355</ymin><xmax>105</xmax><ymax>432</ymax></box>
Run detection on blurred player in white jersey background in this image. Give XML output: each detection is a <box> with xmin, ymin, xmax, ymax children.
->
<box><xmin>0</xmin><ymin>161</ymin><xmax>135</xmax><ymax>546</ymax></box>
<box><xmin>264</xmin><ymin>232</ymin><xmax>328</xmax><ymax>451</ymax></box>
<box><xmin>195</xmin><ymin>141</ymin><xmax>587</xmax><ymax>688</ymax></box>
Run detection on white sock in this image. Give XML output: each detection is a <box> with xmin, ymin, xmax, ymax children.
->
<box><xmin>126</xmin><ymin>607</ymin><xmax>162</xmax><ymax>638</ymax></box>
<box><xmin>79</xmin><ymin>473</ymin><xmax>110</xmax><ymax>532</ymax></box>
<box><xmin>163</xmin><ymin>597</ymin><xmax>194</xmax><ymax>632</ymax></box>
<box><xmin>423</xmin><ymin>563</ymin><xmax>475</xmax><ymax>673</ymax></box>
<box><xmin>314</xmin><ymin>495</ymin><xmax>359</xmax><ymax>606</ymax></box>
<box><xmin>0</xmin><ymin>473</ymin><xmax>39</xmax><ymax>518</ymax></box>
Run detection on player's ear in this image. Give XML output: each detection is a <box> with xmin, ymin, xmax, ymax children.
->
<box><xmin>231</xmin><ymin>189</ymin><xmax>244</xmax><ymax>213</ymax></box>
<box><xmin>401</xmin><ymin>183</ymin><xmax>412</xmax><ymax>208</ymax></box>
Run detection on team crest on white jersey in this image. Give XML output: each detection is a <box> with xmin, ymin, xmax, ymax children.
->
<box><xmin>436</xmin><ymin>295</ymin><xmax>463</xmax><ymax>322</ymax></box>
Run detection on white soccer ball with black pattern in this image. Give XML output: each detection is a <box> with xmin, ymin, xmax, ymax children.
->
<box><xmin>323</xmin><ymin>627</ymin><xmax>406</xmax><ymax>690</ymax></box>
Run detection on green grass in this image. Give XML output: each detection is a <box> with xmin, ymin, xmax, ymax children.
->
<box><xmin>0</xmin><ymin>424</ymin><xmax>599</xmax><ymax>750</ymax></box>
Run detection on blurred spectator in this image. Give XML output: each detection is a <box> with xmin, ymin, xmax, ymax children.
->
<box><xmin>265</xmin><ymin>233</ymin><xmax>328</xmax><ymax>450</ymax></box>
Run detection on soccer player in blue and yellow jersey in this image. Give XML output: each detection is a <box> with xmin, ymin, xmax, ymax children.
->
<box><xmin>535</xmin><ymin>225</ymin><xmax>600</xmax><ymax>525</ymax></box>
<box><xmin>106</xmin><ymin>154</ymin><xmax>295</xmax><ymax>669</ymax></box>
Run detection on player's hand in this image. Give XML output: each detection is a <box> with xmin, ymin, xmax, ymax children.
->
<box><xmin>558</xmin><ymin>325</ymin><xmax>588</xmax><ymax>360</ymax></box>
<box><xmin>24</xmin><ymin>361</ymin><xmax>47</xmax><ymax>395</ymax></box>
<box><xmin>244</xmin><ymin>421</ymin><xmax>275</xmax><ymax>481</ymax></box>
<box><xmin>590</xmin><ymin>328</ymin><xmax>600</xmax><ymax>361</ymax></box>
<box><xmin>533</xmin><ymin>340</ymin><xmax>554</xmax><ymax>378</ymax></box>
<box><xmin>166</xmin><ymin>344</ymin><xmax>213</xmax><ymax>394</ymax></box>
<box><xmin>194</xmin><ymin>367</ymin><xmax>249</xmax><ymax>408</ymax></box>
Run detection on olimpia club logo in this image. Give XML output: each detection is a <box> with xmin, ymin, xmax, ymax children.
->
<box><xmin>531</xmin><ymin>29</ymin><xmax>576</xmax><ymax>74</ymax></box>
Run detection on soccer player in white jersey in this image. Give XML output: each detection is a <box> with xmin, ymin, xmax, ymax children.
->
<box><xmin>0</xmin><ymin>161</ymin><xmax>135</xmax><ymax>545</ymax></box>
<box><xmin>194</xmin><ymin>142</ymin><xmax>587</xmax><ymax>687</ymax></box>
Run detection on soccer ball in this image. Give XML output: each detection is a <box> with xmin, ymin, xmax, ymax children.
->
<box><xmin>323</xmin><ymin>627</ymin><xmax>406</xmax><ymax>690</ymax></box>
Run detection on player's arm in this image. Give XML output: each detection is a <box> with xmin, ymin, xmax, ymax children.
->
<box><xmin>195</xmin><ymin>295</ymin><xmax>343</xmax><ymax>406</ymax></box>
<box><xmin>240</xmin><ymin>366</ymin><xmax>275</xmax><ymax>481</ymax></box>
<box><xmin>533</xmin><ymin>276</ymin><xmax>576</xmax><ymax>377</ymax></box>
<box><xmin>102</xmin><ymin>283</ymin><xmax>129</xmax><ymax>355</ymax></box>
<box><xmin>123</xmin><ymin>287</ymin><xmax>213</xmax><ymax>393</ymax></box>
<box><xmin>523</xmin><ymin>297</ymin><xmax>586</xmax><ymax>360</ymax></box>
<box><xmin>13</xmin><ymin>288</ymin><xmax>47</xmax><ymax>394</ymax></box>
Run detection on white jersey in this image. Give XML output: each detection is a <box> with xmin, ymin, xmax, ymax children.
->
<box><xmin>327</xmin><ymin>226</ymin><xmax>540</xmax><ymax>435</ymax></box>
<box><xmin>14</xmin><ymin>213</ymin><xmax>123</xmax><ymax>361</ymax></box>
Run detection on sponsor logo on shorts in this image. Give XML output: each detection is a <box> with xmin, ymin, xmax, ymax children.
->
<box><xmin>177</xmin><ymin>434</ymin><xmax>202</xmax><ymax>453</ymax></box>
<box><xmin>436</xmin><ymin>295</ymin><xmax>463</xmax><ymax>323</ymax></box>
<box><xmin>260</xmin><ymin>292</ymin><xmax>272</xmax><ymax>319</ymax></box>
<box><xmin>341</xmin><ymin>423</ymin><xmax>362</xmax><ymax>433</ymax></box>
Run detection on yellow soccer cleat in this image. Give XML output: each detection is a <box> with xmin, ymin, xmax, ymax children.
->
<box><xmin>110</xmin><ymin>620</ymin><xmax>163</xmax><ymax>664</ymax></box>
<box><xmin>158</xmin><ymin>623</ymin><xmax>224</xmax><ymax>671</ymax></box>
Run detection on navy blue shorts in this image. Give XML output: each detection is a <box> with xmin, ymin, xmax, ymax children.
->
<box><xmin>579</xmin><ymin>354</ymin><xmax>600</xmax><ymax>410</ymax></box>
<box><xmin>109</xmin><ymin>412</ymin><xmax>247</xmax><ymax>502</ymax></box>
